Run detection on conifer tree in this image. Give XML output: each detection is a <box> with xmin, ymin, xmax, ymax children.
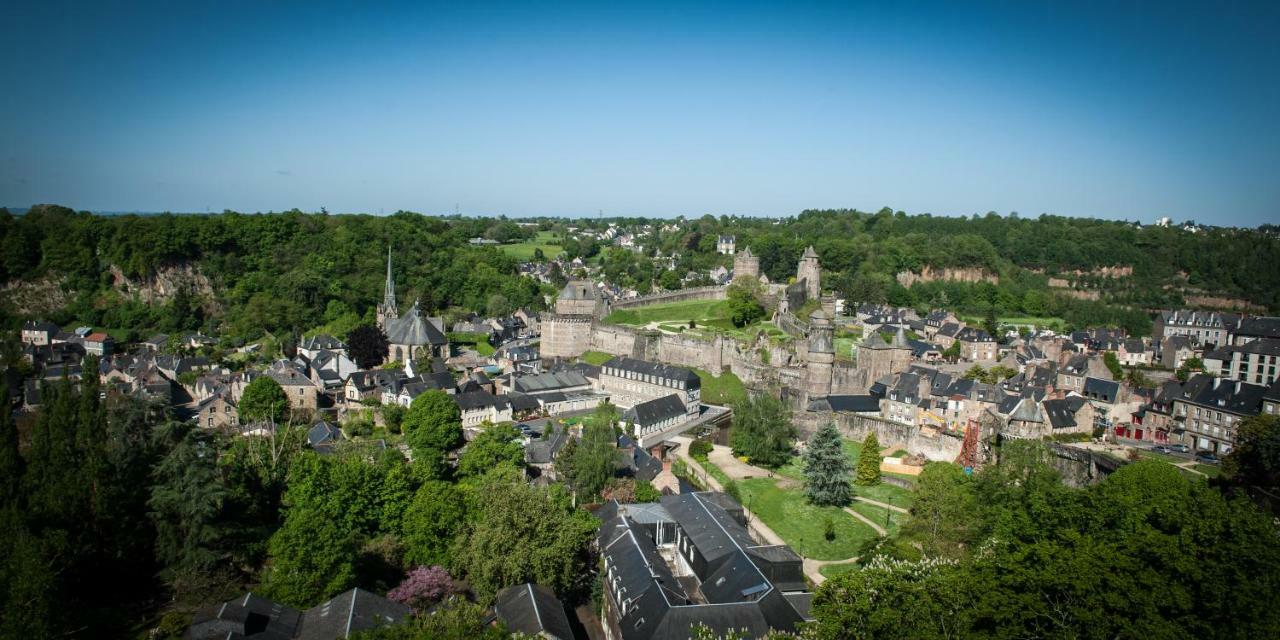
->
<box><xmin>856</xmin><ymin>432</ymin><xmax>882</xmax><ymax>486</ymax></box>
<box><xmin>803</xmin><ymin>422</ymin><xmax>852</xmax><ymax>506</ymax></box>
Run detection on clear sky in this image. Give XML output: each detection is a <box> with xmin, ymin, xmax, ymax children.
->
<box><xmin>1</xmin><ymin>1</ymin><xmax>1277</xmax><ymax>225</ymax></box>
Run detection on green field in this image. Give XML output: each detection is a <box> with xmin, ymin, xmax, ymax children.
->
<box><xmin>580</xmin><ymin>350</ymin><xmax>614</xmax><ymax>366</ymax></box>
<box><xmin>693</xmin><ymin>367</ymin><xmax>747</xmax><ymax>406</ymax></box>
<box><xmin>603</xmin><ymin>298</ymin><xmax>731</xmax><ymax>326</ymax></box>
<box><xmin>603</xmin><ymin>298</ymin><xmax>789</xmax><ymax>344</ymax></box>
<box><xmin>738</xmin><ymin>477</ymin><xmax>880</xmax><ymax>560</ymax></box>
<box><xmin>959</xmin><ymin>314</ymin><xmax>1067</xmax><ymax>331</ymax></box>
<box><xmin>499</xmin><ymin>231</ymin><xmax>564</xmax><ymax>261</ymax></box>
<box><xmin>776</xmin><ymin>439</ymin><xmax>915</xmax><ymax>509</ymax></box>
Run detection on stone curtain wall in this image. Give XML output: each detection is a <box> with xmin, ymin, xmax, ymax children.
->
<box><xmin>605</xmin><ymin>285</ymin><xmax>728</xmax><ymax>313</ymax></box>
<box><xmin>795</xmin><ymin>411</ymin><xmax>965</xmax><ymax>463</ymax></box>
<box><xmin>773</xmin><ymin>310</ymin><xmax>808</xmax><ymax>338</ymax></box>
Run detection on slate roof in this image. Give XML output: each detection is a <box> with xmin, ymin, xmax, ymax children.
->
<box><xmin>1042</xmin><ymin>399</ymin><xmax>1078</xmax><ymax>429</ymax></box>
<box><xmin>453</xmin><ymin>390</ymin><xmax>507</xmax><ymax>411</ymax></box>
<box><xmin>1010</xmin><ymin>398</ymin><xmax>1044</xmax><ymax>423</ymax></box>
<box><xmin>623</xmin><ymin>394</ymin><xmax>687</xmax><ymax>428</ymax></box>
<box><xmin>185</xmin><ymin>592</ymin><xmax>301</xmax><ymax>640</ymax></box>
<box><xmin>307</xmin><ymin>421</ymin><xmax>343</xmax><ymax>446</ymax></box>
<box><xmin>955</xmin><ymin>327</ymin><xmax>993</xmax><ymax>342</ymax></box>
<box><xmin>1178</xmin><ymin>374</ymin><xmax>1266</xmax><ymax>416</ymax></box>
<box><xmin>494</xmin><ymin>584</ymin><xmax>574</xmax><ymax>640</ymax></box>
<box><xmin>300</xmin><ymin>334</ymin><xmax>346</xmax><ymax>351</ymax></box>
<box><xmin>558</xmin><ymin>279</ymin><xmax>599</xmax><ymax>301</ymax></box>
<box><xmin>512</xmin><ymin>370</ymin><xmax>590</xmax><ymax>394</ymax></box>
<box><xmin>1083</xmin><ymin>377</ymin><xmax>1120</xmax><ymax>404</ymax></box>
<box><xmin>384</xmin><ymin>302</ymin><xmax>448</xmax><ymax>346</ymax></box>
<box><xmin>603</xmin><ymin>356</ymin><xmax>700</xmax><ymax>388</ymax></box>
<box><xmin>525</xmin><ymin>427</ymin><xmax>571</xmax><ymax>465</ymax></box>
<box><xmin>814</xmin><ymin>394</ymin><xmax>881</xmax><ymax>413</ymax></box>
<box><xmin>296</xmin><ymin>588</ymin><xmax>410</xmax><ymax>639</ymax></box>
<box><xmin>1232</xmin><ymin>316</ymin><xmax>1280</xmax><ymax>341</ymax></box>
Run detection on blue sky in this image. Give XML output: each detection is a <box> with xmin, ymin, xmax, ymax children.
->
<box><xmin>1</xmin><ymin>1</ymin><xmax>1277</xmax><ymax>225</ymax></box>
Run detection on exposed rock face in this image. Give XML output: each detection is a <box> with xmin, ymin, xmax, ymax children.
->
<box><xmin>1183</xmin><ymin>294</ymin><xmax>1266</xmax><ymax>313</ymax></box>
<box><xmin>895</xmin><ymin>266</ymin><xmax>998</xmax><ymax>287</ymax></box>
<box><xmin>0</xmin><ymin>276</ymin><xmax>70</xmax><ymax>315</ymax></box>
<box><xmin>108</xmin><ymin>262</ymin><xmax>215</xmax><ymax>303</ymax></box>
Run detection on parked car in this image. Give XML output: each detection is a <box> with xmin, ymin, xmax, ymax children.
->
<box><xmin>1195</xmin><ymin>451</ymin><xmax>1220</xmax><ymax>464</ymax></box>
<box><xmin>1168</xmin><ymin>444</ymin><xmax>1190</xmax><ymax>454</ymax></box>
<box><xmin>1152</xmin><ymin>445</ymin><xmax>1172</xmax><ymax>454</ymax></box>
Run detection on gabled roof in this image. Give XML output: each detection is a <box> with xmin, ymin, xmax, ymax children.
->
<box><xmin>1178</xmin><ymin>374</ymin><xmax>1266</xmax><ymax>416</ymax></box>
<box><xmin>1042</xmin><ymin>399</ymin><xmax>1078</xmax><ymax>429</ymax></box>
<box><xmin>603</xmin><ymin>356</ymin><xmax>700</xmax><ymax>388</ymax></box>
<box><xmin>297</xmin><ymin>588</ymin><xmax>411</xmax><ymax>639</ymax></box>
<box><xmin>1083</xmin><ymin>377</ymin><xmax>1120</xmax><ymax>404</ymax></box>
<box><xmin>384</xmin><ymin>302</ymin><xmax>448</xmax><ymax>346</ymax></box>
<box><xmin>453</xmin><ymin>390</ymin><xmax>507</xmax><ymax>411</ymax></box>
<box><xmin>186</xmin><ymin>592</ymin><xmax>301</xmax><ymax>640</ymax></box>
<box><xmin>494</xmin><ymin>583</ymin><xmax>574</xmax><ymax>640</ymax></box>
<box><xmin>623</xmin><ymin>393</ymin><xmax>688</xmax><ymax>428</ymax></box>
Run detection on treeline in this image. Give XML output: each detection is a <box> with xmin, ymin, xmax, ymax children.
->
<box><xmin>806</xmin><ymin>439</ymin><xmax>1280</xmax><ymax>639</ymax></box>
<box><xmin>0</xmin><ymin>374</ymin><xmax>603</xmax><ymax>638</ymax></box>
<box><xmin>0</xmin><ymin>206</ymin><xmax>548</xmax><ymax>341</ymax></box>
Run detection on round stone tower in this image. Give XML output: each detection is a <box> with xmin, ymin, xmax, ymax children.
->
<box><xmin>806</xmin><ymin>308</ymin><xmax>834</xmax><ymax>400</ymax></box>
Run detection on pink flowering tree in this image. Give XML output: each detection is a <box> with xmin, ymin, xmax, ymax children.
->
<box><xmin>388</xmin><ymin>565</ymin><xmax>455</xmax><ymax>612</ymax></box>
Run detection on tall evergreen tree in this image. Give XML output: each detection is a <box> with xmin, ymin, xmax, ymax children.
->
<box><xmin>803</xmin><ymin>422</ymin><xmax>852</xmax><ymax>506</ymax></box>
<box><xmin>729</xmin><ymin>392</ymin><xmax>796</xmax><ymax>468</ymax></box>
<box><xmin>855</xmin><ymin>432</ymin><xmax>882</xmax><ymax>486</ymax></box>
<box><xmin>149</xmin><ymin>422</ymin><xmax>228</xmax><ymax>597</ymax></box>
<box><xmin>0</xmin><ymin>387</ymin><xmax>22</xmax><ymax>505</ymax></box>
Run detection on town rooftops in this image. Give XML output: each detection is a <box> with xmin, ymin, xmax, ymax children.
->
<box><xmin>1179</xmin><ymin>374</ymin><xmax>1267</xmax><ymax>415</ymax></box>
<box><xmin>623</xmin><ymin>393</ymin><xmax>688</xmax><ymax>428</ymax></box>
<box><xmin>809</xmin><ymin>394</ymin><xmax>881</xmax><ymax>413</ymax></box>
<box><xmin>1042</xmin><ymin>399</ymin><xmax>1078</xmax><ymax>429</ymax></box>
<box><xmin>1233</xmin><ymin>316</ymin><xmax>1280</xmax><ymax>341</ymax></box>
<box><xmin>603</xmin><ymin>356</ymin><xmax>700</xmax><ymax>388</ymax></box>
<box><xmin>384</xmin><ymin>301</ymin><xmax>448</xmax><ymax>346</ymax></box>
<box><xmin>1083</xmin><ymin>377</ymin><xmax>1120</xmax><ymax>404</ymax></box>
<box><xmin>512</xmin><ymin>370</ymin><xmax>590</xmax><ymax>394</ymax></box>
<box><xmin>494</xmin><ymin>583</ymin><xmax>574</xmax><ymax>640</ymax></box>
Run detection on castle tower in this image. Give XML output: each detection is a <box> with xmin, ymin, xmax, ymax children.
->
<box><xmin>377</xmin><ymin>246</ymin><xmax>398</xmax><ymax>330</ymax></box>
<box><xmin>806</xmin><ymin>308</ymin><xmax>834</xmax><ymax>400</ymax></box>
<box><xmin>733</xmin><ymin>247</ymin><xmax>760</xmax><ymax>281</ymax></box>
<box><xmin>797</xmin><ymin>246</ymin><xmax>821</xmax><ymax>300</ymax></box>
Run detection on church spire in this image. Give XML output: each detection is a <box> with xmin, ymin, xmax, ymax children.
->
<box><xmin>383</xmin><ymin>246</ymin><xmax>397</xmax><ymax>312</ymax></box>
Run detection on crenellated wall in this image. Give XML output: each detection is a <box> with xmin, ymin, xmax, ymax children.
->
<box><xmin>606</xmin><ymin>285</ymin><xmax>727</xmax><ymax>314</ymax></box>
<box><xmin>794</xmin><ymin>411</ymin><xmax>964</xmax><ymax>462</ymax></box>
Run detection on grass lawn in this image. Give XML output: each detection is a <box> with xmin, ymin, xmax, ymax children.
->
<box><xmin>834</xmin><ymin>337</ymin><xmax>858</xmax><ymax>361</ymax></box>
<box><xmin>499</xmin><ymin>231</ymin><xmax>563</xmax><ymax>261</ymax></box>
<box><xmin>448</xmin><ymin>332</ymin><xmax>495</xmax><ymax>356</ymax></box>
<box><xmin>849</xmin><ymin>501</ymin><xmax>903</xmax><ymax>536</ymax></box>
<box><xmin>693</xmin><ymin>367</ymin><xmax>747</xmax><ymax>406</ymax></box>
<box><xmin>1135</xmin><ymin>450</ymin><xmax>1187</xmax><ymax>464</ymax></box>
<box><xmin>604</xmin><ymin>298</ymin><xmax>731</xmax><ymax>326</ymax></box>
<box><xmin>580</xmin><ymin>350</ymin><xmax>614</xmax><ymax>366</ymax></box>
<box><xmin>776</xmin><ymin>439</ymin><xmax>915</xmax><ymax>509</ymax></box>
<box><xmin>1194</xmin><ymin>464</ymin><xmax>1222</xmax><ymax>478</ymax></box>
<box><xmin>959</xmin><ymin>314</ymin><xmax>1066</xmax><ymax>332</ymax></box>
<box><xmin>738</xmin><ymin>477</ymin><xmax>879</xmax><ymax>561</ymax></box>
<box><xmin>819</xmin><ymin>563</ymin><xmax>862</xmax><ymax>580</ymax></box>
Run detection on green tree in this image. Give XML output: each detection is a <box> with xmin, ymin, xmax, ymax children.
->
<box><xmin>659</xmin><ymin>268</ymin><xmax>683</xmax><ymax>291</ymax></box>
<box><xmin>240</xmin><ymin>376</ymin><xmax>288</xmax><ymax>423</ymax></box>
<box><xmin>1222</xmin><ymin>414</ymin><xmax>1280</xmax><ymax>513</ymax></box>
<box><xmin>450</xmin><ymin>468</ymin><xmax>598</xmax><ymax>601</ymax></box>
<box><xmin>148</xmin><ymin>422</ymin><xmax>228</xmax><ymax>598</ymax></box>
<box><xmin>729</xmin><ymin>392</ymin><xmax>795</xmax><ymax>468</ymax></box>
<box><xmin>855</xmin><ymin>432</ymin><xmax>881</xmax><ymax>486</ymax></box>
<box><xmin>349</xmin><ymin>597</ymin><xmax>510</xmax><ymax>640</ymax></box>
<box><xmin>571</xmin><ymin>402</ymin><xmax>620</xmax><ymax>499</ymax></box>
<box><xmin>803</xmin><ymin>422</ymin><xmax>852</xmax><ymax>507</ymax></box>
<box><xmin>261</xmin><ymin>506</ymin><xmax>358</xmax><ymax>607</ymax></box>
<box><xmin>726</xmin><ymin>280</ymin><xmax>765</xmax><ymax>327</ymax></box>
<box><xmin>0</xmin><ymin>387</ymin><xmax>21</xmax><ymax>504</ymax></box>
<box><xmin>457</xmin><ymin>422</ymin><xmax>524</xmax><ymax>477</ymax></box>
<box><xmin>1103</xmin><ymin>351</ymin><xmax>1124</xmax><ymax>380</ymax></box>
<box><xmin>900</xmin><ymin>463</ymin><xmax>977</xmax><ymax>558</ymax></box>
<box><xmin>941</xmin><ymin>340</ymin><xmax>961</xmax><ymax>362</ymax></box>
<box><xmin>402</xmin><ymin>390</ymin><xmax>463</xmax><ymax>455</ymax></box>
<box><xmin>401</xmin><ymin>480</ymin><xmax>466</xmax><ymax>567</ymax></box>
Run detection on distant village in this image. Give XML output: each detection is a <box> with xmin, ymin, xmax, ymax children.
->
<box><xmin>10</xmin><ymin>220</ymin><xmax>1280</xmax><ymax>640</ymax></box>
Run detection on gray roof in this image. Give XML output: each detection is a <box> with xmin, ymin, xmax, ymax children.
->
<box><xmin>1083</xmin><ymin>377</ymin><xmax>1120</xmax><ymax>403</ymax></box>
<box><xmin>1042</xmin><ymin>399</ymin><xmax>1078</xmax><ymax>429</ymax></box>
<box><xmin>558</xmin><ymin>279</ymin><xmax>599</xmax><ymax>300</ymax></box>
<box><xmin>604</xmin><ymin>356</ymin><xmax>700</xmax><ymax>388</ymax></box>
<box><xmin>185</xmin><ymin>592</ymin><xmax>301</xmax><ymax>640</ymax></box>
<box><xmin>512</xmin><ymin>370</ymin><xmax>590</xmax><ymax>394</ymax></box>
<box><xmin>494</xmin><ymin>584</ymin><xmax>574</xmax><ymax>640</ymax></box>
<box><xmin>1178</xmin><ymin>374</ymin><xmax>1266</xmax><ymax>416</ymax></box>
<box><xmin>296</xmin><ymin>588</ymin><xmax>411</xmax><ymax>639</ymax></box>
<box><xmin>623</xmin><ymin>394</ymin><xmax>688</xmax><ymax>428</ymax></box>
<box><xmin>384</xmin><ymin>302</ymin><xmax>448</xmax><ymax>346</ymax></box>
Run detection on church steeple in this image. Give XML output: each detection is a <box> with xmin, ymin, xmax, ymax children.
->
<box><xmin>377</xmin><ymin>246</ymin><xmax>399</xmax><ymax>330</ymax></box>
<box><xmin>383</xmin><ymin>246</ymin><xmax>397</xmax><ymax>312</ymax></box>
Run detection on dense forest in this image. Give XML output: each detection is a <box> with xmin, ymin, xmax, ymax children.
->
<box><xmin>2</xmin><ymin>205</ymin><xmax>1278</xmax><ymax>343</ymax></box>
